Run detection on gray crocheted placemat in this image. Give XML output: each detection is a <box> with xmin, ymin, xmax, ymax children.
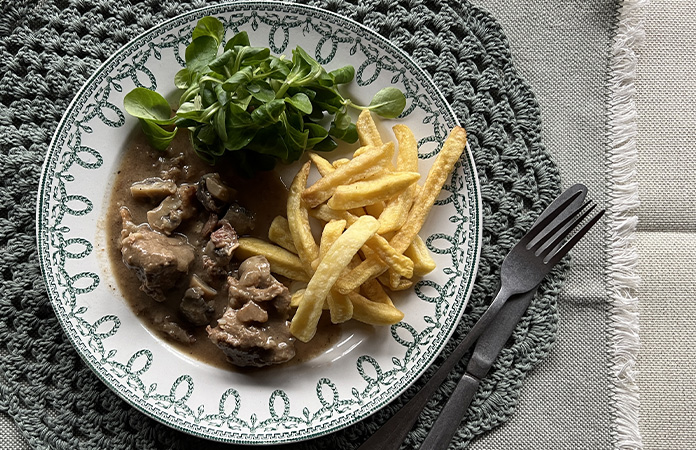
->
<box><xmin>0</xmin><ymin>0</ymin><xmax>567</xmax><ymax>448</ymax></box>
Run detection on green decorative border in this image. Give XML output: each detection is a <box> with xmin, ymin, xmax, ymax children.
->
<box><xmin>36</xmin><ymin>1</ymin><xmax>481</xmax><ymax>444</ymax></box>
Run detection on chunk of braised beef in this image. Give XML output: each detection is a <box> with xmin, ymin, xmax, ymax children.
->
<box><xmin>207</xmin><ymin>255</ymin><xmax>295</xmax><ymax>367</ymax></box>
<box><xmin>119</xmin><ymin>208</ymin><xmax>195</xmax><ymax>302</ymax></box>
<box><xmin>221</xmin><ymin>202</ymin><xmax>255</xmax><ymax>235</ymax></box>
<box><xmin>203</xmin><ymin>221</ymin><xmax>239</xmax><ymax>278</ymax></box>
<box><xmin>200</xmin><ymin>212</ymin><xmax>219</xmax><ymax>238</ymax></box>
<box><xmin>153</xmin><ymin>313</ymin><xmax>196</xmax><ymax>344</ymax></box>
<box><xmin>146</xmin><ymin>184</ymin><xmax>198</xmax><ymax>234</ymax></box>
<box><xmin>179</xmin><ymin>287</ymin><xmax>215</xmax><ymax>326</ymax></box>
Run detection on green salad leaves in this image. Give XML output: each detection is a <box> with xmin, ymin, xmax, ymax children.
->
<box><xmin>124</xmin><ymin>16</ymin><xmax>406</xmax><ymax>175</ymax></box>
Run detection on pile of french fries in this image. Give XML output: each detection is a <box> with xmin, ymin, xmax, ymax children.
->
<box><xmin>235</xmin><ymin>111</ymin><xmax>468</xmax><ymax>342</ymax></box>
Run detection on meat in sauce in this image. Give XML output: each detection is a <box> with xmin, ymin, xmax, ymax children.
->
<box><xmin>207</xmin><ymin>256</ymin><xmax>295</xmax><ymax>367</ymax></box>
<box><xmin>106</xmin><ymin>132</ymin><xmax>338</xmax><ymax>369</ymax></box>
<box><xmin>119</xmin><ymin>208</ymin><xmax>195</xmax><ymax>302</ymax></box>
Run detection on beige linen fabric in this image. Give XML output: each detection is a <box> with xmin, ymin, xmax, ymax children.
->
<box><xmin>635</xmin><ymin>1</ymin><xmax>696</xmax><ymax>448</ymax></box>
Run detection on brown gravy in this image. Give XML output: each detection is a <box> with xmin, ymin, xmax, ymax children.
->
<box><xmin>106</xmin><ymin>131</ymin><xmax>341</xmax><ymax>371</ymax></box>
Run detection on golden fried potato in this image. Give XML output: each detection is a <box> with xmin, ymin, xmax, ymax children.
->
<box><xmin>327</xmin><ymin>171</ymin><xmax>420</xmax><ymax>210</ymax></box>
<box><xmin>268</xmin><ymin>216</ymin><xmax>297</xmax><ymax>254</ymax></box>
<box><xmin>236</xmin><ymin>237</ymin><xmax>310</xmax><ymax>282</ymax></box>
<box><xmin>308</xmin><ymin>152</ymin><xmax>335</xmax><ymax>177</ymax></box>
<box><xmin>290</xmin><ymin>215</ymin><xmax>379</xmax><ymax>342</ymax></box>
<box><xmin>361</xmin><ymin>278</ymin><xmax>394</xmax><ymax>307</ymax></box>
<box><xmin>356</xmin><ymin>109</ymin><xmax>384</xmax><ymax>148</ymax></box>
<box><xmin>377</xmin><ymin>124</ymin><xmax>419</xmax><ymax>233</ymax></box>
<box><xmin>302</xmin><ymin>142</ymin><xmax>394</xmax><ymax>208</ymax></box>
<box><xmin>405</xmin><ymin>234</ymin><xmax>437</xmax><ymax>276</ymax></box>
<box><xmin>287</xmin><ymin>161</ymin><xmax>319</xmax><ymax>274</ymax></box>
<box><xmin>317</xmin><ymin>219</ymin><xmax>346</xmax><ymax>264</ymax></box>
<box><xmin>326</xmin><ymin>291</ymin><xmax>353</xmax><ymax>324</ymax></box>
<box><xmin>347</xmin><ymin>291</ymin><xmax>404</xmax><ymax>326</ymax></box>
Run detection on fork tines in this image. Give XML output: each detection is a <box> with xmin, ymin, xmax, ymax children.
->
<box><xmin>530</xmin><ymin>200</ymin><xmax>605</xmax><ymax>264</ymax></box>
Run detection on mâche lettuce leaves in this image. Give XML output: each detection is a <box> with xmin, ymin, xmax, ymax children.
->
<box><xmin>124</xmin><ymin>16</ymin><xmax>406</xmax><ymax>176</ymax></box>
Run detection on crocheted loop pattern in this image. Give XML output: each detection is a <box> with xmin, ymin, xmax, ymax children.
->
<box><xmin>0</xmin><ymin>0</ymin><xmax>566</xmax><ymax>448</ymax></box>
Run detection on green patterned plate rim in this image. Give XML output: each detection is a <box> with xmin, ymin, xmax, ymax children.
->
<box><xmin>36</xmin><ymin>1</ymin><xmax>482</xmax><ymax>444</ymax></box>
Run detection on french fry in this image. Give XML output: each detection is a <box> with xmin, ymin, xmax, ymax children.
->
<box><xmin>405</xmin><ymin>235</ymin><xmax>437</xmax><ymax>276</ymax></box>
<box><xmin>287</xmin><ymin>161</ymin><xmax>319</xmax><ymax>273</ymax></box>
<box><xmin>326</xmin><ymin>291</ymin><xmax>353</xmax><ymax>324</ymax></box>
<box><xmin>356</xmin><ymin>109</ymin><xmax>384</xmax><ymax>148</ymax></box>
<box><xmin>363</xmin><ymin>237</ymin><xmax>414</xmax><ymax>279</ymax></box>
<box><xmin>308</xmin><ymin>152</ymin><xmax>335</xmax><ymax>177</ymax></box>
<box><xmin>327</xmin><ymin>171</ymin><xmax>420</xmax><ymax>210</ymax></box>
<box><xmin>302</xmin><ymin>142</ymin><xmax>394</xmax><ymax>208</ymax></box>
<box><xmin>310</xmin><ymin>206</ymin><xmax>414</xmax><ymax>278</ymax></box>
<box><xmin>309</xmin><ymin>203</ymin><xmax>343</xmax><ymax>223</ymax></box>
<box><xmin>290</xmin><ymin>288</ymin><xmax>306</xmax><ymax>308</ymax></box>
<box><xmin>314</xmin><ymin>219</ymin><xmax>346</xmax><ymax>270</ymax></box>
<box><xmin>332</xmin><ymin>158</ymin><xmax>351</xmax><ymax>169</ymax></box>
<box><xmin>378</xmin><ymin>124</ymin><xmax>419</xmax><ymax>234</ymax></box>
<box><xmin>347</xmin><ymin>291</ymin><xmax>404</xmax><ymax>326</ymax></box>
<box><xmin>290</xmin><ymin>215</ymin><xmax>379</xmax><ymax>342</ymax></box>
<box><xmin>290</xmin><ymin>290</ymin><xmax>333</xmax><ymax>311</ymax></box>
<box><xmin>389</xmin><ymin>126</ymin><xmax>467</xmax><ymax>253</ymax></box>
<box><xmin>377</xmin><ymin>271</ymin><xmax>414</xmax><ymax>291</ymax></box>
<box><xmin>306</xmin><ymin>219</ymin><xmax>351</xmax><ymax>322</ymax></box>
<box><xmin>268</xmin><ymin>216</ymin><xmax>297</xmax><ymax>254</ymax></box>
<box><xmin>361</xmin><ymin>278</ymin><xmax>394</xmax><ymax>307</ymax></box>
<box><xmin>364</xmin><ymin>201</ymin><xmax>385</xmax><ymax>218</ymax></box>
<box><xmin>334</xmin><ymin>257</ymin><xmax>386</xmax><ymax>294</ymax></box>
<box><xmin>393</xmin><ymin>124</ymin><xmax>419</xmax><ymax>171</ymax></box>
<box><xmin>236</xmin><ymin>237</ymin><xmax>310</xmax><ymax>282</ymax></box>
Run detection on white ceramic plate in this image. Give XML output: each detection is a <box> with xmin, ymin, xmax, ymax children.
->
<box><xmin>36</xmin><ymin>1</ymin><xmax>481</xmax><ymax>444</ymax></box>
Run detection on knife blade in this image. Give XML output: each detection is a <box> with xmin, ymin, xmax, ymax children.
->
<box><xmin>418</xmin><ymin>184</ymin><xmax>588</xmax><ymax>449</ymax></box>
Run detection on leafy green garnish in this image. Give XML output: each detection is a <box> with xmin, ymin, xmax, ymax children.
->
<box><xmin>124</xmin><ymin>16</ymin><xmax>407</xmax><ymax>175</ymax></box>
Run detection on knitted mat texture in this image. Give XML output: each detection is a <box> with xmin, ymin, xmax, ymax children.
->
<box><xmin>0</xmin><ymin>0</ymin><xmax>568</xmax><ymax>448</ymax></box>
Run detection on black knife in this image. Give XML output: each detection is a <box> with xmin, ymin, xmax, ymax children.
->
<box><xmin>357</xmin><ymin>184</ymin><xmax>587</xmax><ymax>450</ymax></box>
<box><xmin>418</xmin><ymin>184</ymin><xmax>588</xmax><ymax>449</ymax></box>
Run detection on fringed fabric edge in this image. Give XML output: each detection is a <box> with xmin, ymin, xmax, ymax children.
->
<box><xmin>604</xmin><ymin>0</ymin><xmax>646</xmax><ymax>448</ymax></box>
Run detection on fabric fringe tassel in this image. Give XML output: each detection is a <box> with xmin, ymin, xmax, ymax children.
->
<box><xmin>605</xmin><ymin>0</ymin><xmax>646</xmax><ymax>448</ymax></box>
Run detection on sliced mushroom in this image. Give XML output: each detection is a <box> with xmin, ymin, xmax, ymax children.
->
<box><xmin>206</xmin><ymin>174</ymin><xmax>235</xmax><ymax>202</ymax></box>
<box><xmin>147</xmin><ymin>184</ymin><xmax>197</xmax><ymax>234</ymax></box>
<box><xmin>190</xmin><ymin>274</ymin><xmax>217</xmax><ymax>299</ymax></box>
<box><xmin>196</xmin><ymin>173</ymin><xmax>236</xmax><ymax>213</ymax></box>
<box><xmin>129</xmin><ymin>178</ymin><xmax>177</xmax><ymax>201</ymax></box>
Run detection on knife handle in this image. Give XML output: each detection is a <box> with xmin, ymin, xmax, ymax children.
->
<box><xmin>419</xmin><ymin>373</ymin><xmax>481</xmax><ymax>450</ymax></box>
<box><xmin>416</xmin><ymin>288</ymin><xmax>538</xmax><ymax>448</ymax></box>
<box><xmin>355</xmin><ymin>288</ymin><xmax>512</xmax><ymax>450</ymax></box>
